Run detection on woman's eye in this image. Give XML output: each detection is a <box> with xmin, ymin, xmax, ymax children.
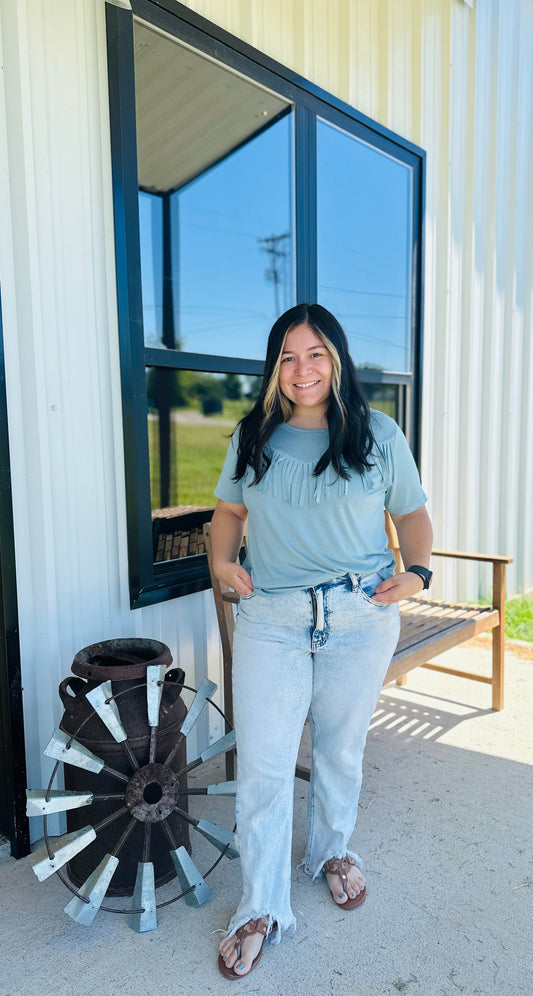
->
<box><xmin>281</xmin><ymin>356</ymin><xmax>293</xmax><ymax>363</ymax></box>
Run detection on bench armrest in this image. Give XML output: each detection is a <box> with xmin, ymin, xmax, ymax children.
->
<box><xmin>431</xmin><ymin>549</ymin><xmax>513</xmax><ymax>565</ymax></box>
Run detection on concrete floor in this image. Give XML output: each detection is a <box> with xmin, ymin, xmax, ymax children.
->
<box><xmin>1</xmin><ymin>642</ymin><xmax>532</xmax><ymax>996</ymax></box>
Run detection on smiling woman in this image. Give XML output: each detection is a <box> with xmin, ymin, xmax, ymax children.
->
<box><xmin>210</xmin><ymin>302</ymin><xmax>432</xmax><ymax>978</ymax></box>
<box><xmin>278</xmin><ymin>325</ymin><xmax>333</xmax><ymax>423</ymax></box>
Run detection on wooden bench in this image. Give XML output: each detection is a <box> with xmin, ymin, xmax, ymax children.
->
<box><xmin>383</xmin><ymin>515</ymin><xmax>511</xmax><ymax>711</ymax></box>
<box><xmin>203</xmin><ymin>519</ymin><xmax>512</xmax><ymax>780</ymax></box>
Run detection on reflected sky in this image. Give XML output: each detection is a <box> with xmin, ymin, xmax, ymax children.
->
<box><xmin>140</xmin><ymin>113</ymin><xmax>294</xmax><ymax>358</ymax></box>
<box><xmin>317</xmin><ymin>120</ymin><xmax>413</xmax><ymax>372</ymax></box>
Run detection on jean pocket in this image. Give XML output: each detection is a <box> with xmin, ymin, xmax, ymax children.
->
<box><xmin>358</xmin><ymin>580</ymin><xmax>389</xmax><ymax>609</ymax></box>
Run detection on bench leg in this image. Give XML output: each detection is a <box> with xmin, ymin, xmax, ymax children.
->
<box><xmin>492</xmin><ymin>563</ymin><xmax>505</xmax><ymax>710</ymax></box>
<box><xmin>396</xmin><ymin>674</ymin><xmax>408</xmax><ymax>686</ymax></box>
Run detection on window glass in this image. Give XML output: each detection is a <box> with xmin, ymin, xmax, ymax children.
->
<box><xmin>139</xmin><ymin>192</ymin><xmax>163</xmax><ymax>347</ymax></box>
<box><xmin>317</xmin><ymin>119</ymin><xmax>413</xmax><ymax>374</ymax></box>
<box><xmin>176</xmin><ymin>114</ymin><xmax>294</xmax><ymax>358</ymax></box>
<box><xmin>134</xmin><ymin>20</ymin><xmax>294</xmax><ymax>359</ymax></box>
<box><xmin>363</xmin><ymin>383</ymin><xmax>399</xmax><ymax>421</ymax></box>
<box><xmin>147</xmin><ymin>369</ymin><xmax>262</xmax><ymax>562</ymax></box>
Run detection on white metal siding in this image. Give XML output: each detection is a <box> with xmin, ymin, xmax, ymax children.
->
<box><xmin>0</xmin><ymin>0</ymin><xmax>531</xmax><ymax>834</ymax></box>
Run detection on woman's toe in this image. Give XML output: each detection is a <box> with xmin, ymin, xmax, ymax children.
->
<box><xmin>327</xmin><ymin>874</ymin><xmax>348</xmax><ymax>903</ymax></box>
<box><xmin>219</xmin><ymin>940</ymin><xmax>237</xmax><ymax>968</ymax></box>
<box><xmin>233</xmin><ymin>959</ymin><xmax>251</xmax><ymax>976</ymax></box>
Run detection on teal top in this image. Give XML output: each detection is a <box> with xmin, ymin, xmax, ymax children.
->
<box><xmin>215</xmin><ymin>409</ymin><xmax>427</xmax><ymax>595</ymax></box>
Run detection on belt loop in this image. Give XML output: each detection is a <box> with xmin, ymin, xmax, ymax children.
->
<box><xmin>348</xmin><ymin>571</ymin><xmax>359</xmax><ymax>592</ymax></box>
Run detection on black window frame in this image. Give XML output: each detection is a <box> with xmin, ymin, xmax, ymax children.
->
<box><xmin>105</xmin><ymin>0</ymin><xmax>425</xmax><ymax>609</ymax></box>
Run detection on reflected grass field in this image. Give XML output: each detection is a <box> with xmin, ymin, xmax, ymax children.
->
<box><xmin>148</xmin><ymin>417</ymin><xmax>233</xmax><ymax>508</ymax></box>
<box><xmin>148</xmin><ymin>401</ymin><xmax>249</xmax><ymax>508</ymax></box>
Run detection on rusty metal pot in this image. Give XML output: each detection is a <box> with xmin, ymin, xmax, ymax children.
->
<box><xmin>58</xmin><ymin>638</ymin><xmax>190</xmax><ymax>896</ymax></box>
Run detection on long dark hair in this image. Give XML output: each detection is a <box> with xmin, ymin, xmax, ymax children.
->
<box><xmin>234</xmin><ymin>303</ymin><xmax>375</xmax><ymax>483</ymax></box>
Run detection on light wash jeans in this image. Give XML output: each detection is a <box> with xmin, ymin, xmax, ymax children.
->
<box><xmin>226</xmin><ymin>572</ymin><xmax>401</xmax><ymax>944</ymax></box>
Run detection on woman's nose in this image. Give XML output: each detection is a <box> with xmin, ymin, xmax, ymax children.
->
<box><xmin>294</xmin><ymin>356</ymin><xmax>311</xmax><ymax>376</ymax></box>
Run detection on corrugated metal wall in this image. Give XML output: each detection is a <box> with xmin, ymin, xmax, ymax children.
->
<box><xmin>0</xmin><ymin>0</ymin><xmax>531</xmax><ymax>834</ymax></box>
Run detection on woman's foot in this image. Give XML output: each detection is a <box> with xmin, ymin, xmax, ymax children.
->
<box><xmin>322</xmin><ymin>855</ymin><xmax>366</xmax><ymax>908</ymax></box>
<box><xmin>218</xmin><ymin>917</ymin><xmax>270</xmax><ymax>978</ymax></box>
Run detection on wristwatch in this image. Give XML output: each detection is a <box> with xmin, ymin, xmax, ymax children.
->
<box><xmin>407</xmin><ymin>565</ymin><xmax>433</xmax><ymax>590</ymax></box>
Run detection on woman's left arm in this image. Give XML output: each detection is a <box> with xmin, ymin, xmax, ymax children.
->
<box><xmin>373</xmin><ymin>506</ymin><xmax>433</xmax><ymax>604</ymax></box>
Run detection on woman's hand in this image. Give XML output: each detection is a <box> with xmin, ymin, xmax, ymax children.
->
<box><xmin>214</xmin><ymin>561</ymin><xmax>254</xmax><ymax>598</ymax></box>
<box><xmin>372</xmin><ymin>571</ymin><xmax>424</xmax><ymax>604</ymax></box>
<box><xmin>373</xmin><ymin>505</ymin><xmax>433</xmax><ymax>604</ymax></box>
<box><xmin>210</xmin><ymin>500</ymin><xmax>253</xmax><ymax>597</ymax></box>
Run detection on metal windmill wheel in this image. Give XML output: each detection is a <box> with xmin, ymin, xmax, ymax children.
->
<box><xmin>26</xmin><ymin>663</ymin><xmax>238</xmax><ymax>932</ymax></box>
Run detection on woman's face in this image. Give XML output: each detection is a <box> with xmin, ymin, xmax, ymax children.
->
<box><xmin>278</xmin><ymin>323</ymin><xmax>333</xmax><ymax>413</ymax></box>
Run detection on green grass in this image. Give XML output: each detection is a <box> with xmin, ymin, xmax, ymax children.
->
<box><xmin>505</xmin><ymin>593</ymin><xmax>533</xmax><ymax>642</ymax></box>
<box><xmin>148</xmin><ymin>400</ymin><xmax>253</xmax><ymax>509</ymax></box>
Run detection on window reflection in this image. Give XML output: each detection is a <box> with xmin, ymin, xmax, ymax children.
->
<box><xmin>147</xmin><ymin>370</ymin><xmax>262</xmax><ymax>562</ymax></box>
<box><xmin>362</xmin><ymin>383</ymin><xmax>399</xmax><ymax>421</ymax></box>
<box><xmin>134</xmin><ymin>20</ymin><xmax>294</xmax><ymax>360</ymax></box>
<box><xmin>317</xmin><ymin>119</ymin><xmax>413</xmax><ymax>373</ymax></box>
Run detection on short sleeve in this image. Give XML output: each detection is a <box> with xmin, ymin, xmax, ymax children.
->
<box><xmin>384</xmin><ymin>427</ymin><xmax>427</xmax><ymax>515</ymax></box>
<box><xmin>214</xmin><ymin>431</ymin><xmax>245</xmax><ymax>505</ymax></box>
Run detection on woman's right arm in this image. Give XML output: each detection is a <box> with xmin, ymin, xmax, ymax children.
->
<box><xmin>210</xmin><ymin>499</ymin><xmax>254</xmax><ymax>596</ymax></box>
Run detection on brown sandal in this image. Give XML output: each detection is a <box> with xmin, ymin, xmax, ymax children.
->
<box><xmin>218</xmin><ymin>917</ymin><xmax>270</xmax><ymax>980</ymax></box>
<box><xmin>322</xmin><ymin>855</ymin><xmax>367</xmax><ymax>910</ymax></box>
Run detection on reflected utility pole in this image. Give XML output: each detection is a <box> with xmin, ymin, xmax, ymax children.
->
<box><xmin>259</xmin><ymin>233</ymin><xmax>290</xmax><ymax>315</ymax></box>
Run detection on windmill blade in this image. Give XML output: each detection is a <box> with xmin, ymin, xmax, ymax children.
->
<box><xmin>30</xmin><ymin>826</ymin><xmax>97</xmax><ymax>882</ymax></box>
<box><xmin>206</xmin><ymin>781</ymin><xmax>237</xmax><ymax>796</ymax></box>
<box><xmin>198</xmin><ymin>730</ymin><xmax>236</xmax><ymax>764</ymax></box>
<box><xmin>26</xmin><ymin>789</ymin><xmax>93</xmax><ymax>817</ymax></box>
<box><xmin>130</xmin><ymin>862</ymin><xmax>157</xmax><ymax>932</ymax></box>
<box><xmin>179</xmin><ymin>677</ymin><xmax>217</xmax><ymax>737</ymax></box>
<box><xmin>195</xmin><ymin>819</ymin><xmax>239</xmax><ymax>859</ymax></box>
<box><xmin>146</xmin><ymin>664</ymin><xmax>166</xmax><ymax>727</ymax></box>
<box><xmin>170</xmin><ymin>846</ymin><xmax>212</xmax><ymax>907</ymax></box>
<box><xmin>44</xmin><ymin>729</ymin><xmax>104</xmax><ymax>774</ymax></box>
<box><xmin>86</xmin><ymin>682</ymin><xmax>127</xmax><ymax>742</ymax></box>
<box><xmin>64</xmin><ymin>854</ymin><xmax>119</xmax><ymax>925</ymax></box>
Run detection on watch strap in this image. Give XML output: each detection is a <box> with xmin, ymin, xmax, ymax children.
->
<box><xmin>407</xmin><ymin>565</ymin><xmax>433</xmax><ymax>590</ymax></box>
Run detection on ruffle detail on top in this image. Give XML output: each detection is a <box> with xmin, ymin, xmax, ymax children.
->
<box><xmin>361</xmin><ymin>438</ymin><xmax>395</xmax><ymax>492</ymax></box>
<box><xmin>253</xmin><ymin>449</ymin><xmax>348</xmax><ymax>507</ymax></box>
<box><xmin>251</xmin><ymin>440</ymin><xmax>395</xmax><ymax>508</ymax></box>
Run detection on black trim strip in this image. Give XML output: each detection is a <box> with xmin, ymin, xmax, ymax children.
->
<box><xmin>295</xmin><ymin>106</ymin><xmax>317</xmax><ymax>302</ymax></box>
<box><xmin>0</xmin><ymin>286</ymin><xmax>30</xmax><ymax>857</ymax></box>
<box><xmin>106</xmin><ymin>2</ymin><xmax>154</xmax><ymax>603</ymax></box>
<box><xmin>144</xmin><ymin>348</ymin><xmax>265</xmax><ymax>376</ymax></box>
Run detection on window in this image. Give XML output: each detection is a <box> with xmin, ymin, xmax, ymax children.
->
<box><xmin>106</xmin><ymin>0</ymin><xmax>424</xmax><ymax>607</ymax></box>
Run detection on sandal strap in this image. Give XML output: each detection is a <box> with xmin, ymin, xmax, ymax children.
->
<box><xmin>233</xmin><ymin>917</ymin><xmax>269</xmax><ymax>944</ymax></box>
<box><xmin>322</xmin><ymin>855</ymin><xmax>357</xmax><ymax>882</ymax></box>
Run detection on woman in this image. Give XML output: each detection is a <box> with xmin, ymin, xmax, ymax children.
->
<box><xmin>211</xmin><ymin>304</ymin><xmax>432</xmax><ymax>979</ymax></box>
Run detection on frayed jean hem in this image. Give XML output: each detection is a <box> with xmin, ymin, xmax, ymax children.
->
<box><xmin>225</xmin><ymin>912</ymin><xmax>297</xmax><ymax>947</ymax></box>
<box><xmin>300</xmin><ymin>849</ymin><xmax>364</xmax><ymax>883</ymax></box>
